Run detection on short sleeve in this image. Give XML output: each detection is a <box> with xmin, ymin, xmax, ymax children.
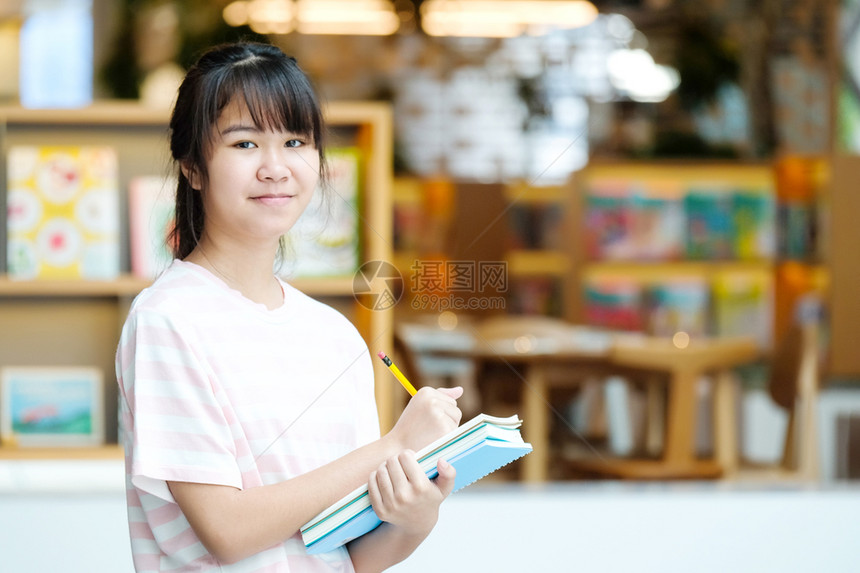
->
<box><xmin>117</xmin><ymin>308</ymin><xmax>242</xmax><ymax>502</ymax></box>
<box><xmin>350</xmin><ymin>342</ymin><xmax>381</xmax><ymax>448</ymax></box>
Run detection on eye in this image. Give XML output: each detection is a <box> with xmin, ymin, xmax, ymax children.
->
<box><xmin>234</xmin><ymin>141</ymin><xmax>257</xmax><ymax>149</ymax></box>
<box><xmin>285</xmin><ymin>139</ymin><xmax>304</xmax><ymax>148</ymax></box>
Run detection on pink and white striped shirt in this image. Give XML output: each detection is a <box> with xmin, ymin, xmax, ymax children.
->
<box><xmin>116</xmin><ymin>260</ymin><xmax>379</xmax><ymax>572</ymax></box>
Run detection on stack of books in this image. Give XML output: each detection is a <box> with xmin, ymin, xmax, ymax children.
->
<box><xmin>301</xmin><ymin>413</ymin><xmax>532</xmax><ymax>554</ymax></box>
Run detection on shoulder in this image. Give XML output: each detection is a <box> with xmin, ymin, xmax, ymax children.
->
<box><xmin>129</xmin><ymin>260</ymin><xmax>221</xmax><ymax>316</ymax></box>
<box><xmin>281</xmin><ymin>280</ymin><xmax>366</xmax><ymax>341</ymax></box>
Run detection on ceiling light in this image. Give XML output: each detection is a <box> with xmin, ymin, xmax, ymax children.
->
<box><xmin>420</xmin><ymin>0</ymin><xmax>599</xmax><ymax>38</ymax></box>
<box><xmin>223</xmin><ymin>0</ymin><xmax>400</xmax><ymax>36</ymax></box>
<box><xmin>607</xmin><ymin>48</ymin><xmax>680</xmax><ymax>102</ymax></box>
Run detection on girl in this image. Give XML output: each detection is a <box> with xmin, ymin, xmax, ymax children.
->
<box><xmin>116</xmin><ymin>41</ymin><xmax>463</xmax><ymax>572</ymax></box>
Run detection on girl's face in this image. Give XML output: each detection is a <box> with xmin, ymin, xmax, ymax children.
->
<box><xmin>191</xmin><ymin>99</ymin><xmax>320</xmax><ymax>250</ymax></box>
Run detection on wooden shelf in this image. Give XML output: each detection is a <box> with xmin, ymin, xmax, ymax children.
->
<box><xmin>503</xmin><ymin>182</ymin><xmax>568</xmax><ymax>204</ymax></box>
<box><xmin>581</xmin><ymin>260</ymin><xmax>773</xmax><ymax>282</ymax></box>
<box><xmin>0</xmin><ymin>98</ymin><xmax>397</xmax><ymax>456</ymax></box>
<box><xmin>506</xmin><ymin>250</ymin><xmax>570</xmax><ymax>276</ymax></box>
<box><xmin>0</xmin><ymin>102</ymin><xmax>169</xmax><ymax>126</ymax></box>
<box><xmin>287</xmin><ymin>276</ymin><xmax>355</xmax><ymax>296</ymax></box>
<box><xmin>582</xmin><ymin>161</ymin><xmax>775</xmax><ymax>188</ymax></box>
<box><xmin>0</xmin><ymin>445</ymin><xmax>124</xmax><ymax>460</ymax></box>
<box><xmin>0</xmin><ymin>275</ymin><xmax>151</xmax><ymax>297</ymax></box>
<box><xmin>0</xmin><ymin>100</ymin><xmax>390</xmax><ymax>128</ymax></box>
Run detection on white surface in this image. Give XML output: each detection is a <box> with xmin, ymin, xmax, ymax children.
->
<box><xmin>0</xmin><ymin>459</ymin><xmax>125</xmax><ymax>493</ymax></box>
<box><xmin>2</xmin><ymin>479</ymin><xmax>858</xmax><ymax>573</ymax></box>
<box><xmin>391</xmin><ymin>483</ymin><xmax>860</xmax><ymax>573</ymax></box>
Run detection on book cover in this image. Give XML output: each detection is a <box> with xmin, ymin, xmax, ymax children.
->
<box><xmin>282</xmin><ymin>147</ymin><xmax>361</xmax><ymax>278</ymax></box>
<box><xmin>712</xmin><ymin>269</ymin><xmax>773</xmax><ymax>348</ymax></box>
<box><xmin>684</xmin><ymin>188</ymin><xmax>734</xmax><ymax>260</ymax></box>
<box><xmin>583</xmin><ymin>277</ymin><xmax>644</xmax><ymax>331</ymax></box>
<box><xmin>629</xmin><ymin>183</ymin><xmax>685</xmax><ymax>261</ymax></box>
<box><xmin>507</xmin><ymin>276</ymin><xmax>562</xmax><ymax>316</ymax></box>
<box><xmin>300</xmin><ymin>414</ymin><xmax>532</xmax><ymax>554</ymax></box>
<box><xmin>646</xmin><ymin>278</ymin><xmax>710</xmax><ymax>338</ymax></box>
<box><xmin>584</xmin><ymin>181</ymin><xmax>632</xmax><ymax>260</ymax></box>
<box><xmin>732</xmin><ymin>190</ymin><xmax>775</xmax><ymax>260</ymax></box>
<box><xmin>128</xmin><ymin>175</ymin><xmax>177</xmax><ymax>279</ymax></box>
<box><xmin>7</xmin><ymin>145</ymin><xmax>120</xmax><ymax>279</ymax></box>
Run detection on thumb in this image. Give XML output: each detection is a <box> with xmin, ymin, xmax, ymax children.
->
<box><xmin>434</xmin><ymin>458</ymin><xmax>457</xmax><ymax>498</ymax></box>
<box><xmin>437</xmin><ymin>386</ymin><xmax>464</xmax><ymax>400</ymax></box>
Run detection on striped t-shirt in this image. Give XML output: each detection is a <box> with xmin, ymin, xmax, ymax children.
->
<box><xmin>116</xmin><ymin>260</ymin><xmax>380</xmax><ymax>572</ymax></box>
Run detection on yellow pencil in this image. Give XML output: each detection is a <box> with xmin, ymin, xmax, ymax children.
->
<box><xmin>377</xmin><ymin>351</ymin><xmax>417</xmax><ymax>396</ymax></box>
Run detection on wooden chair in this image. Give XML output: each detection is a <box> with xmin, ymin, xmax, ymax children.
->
<box><xmin>720</xmin><ymin>321</ymin><xmax>820</xmax><ymax>481</ymax></box>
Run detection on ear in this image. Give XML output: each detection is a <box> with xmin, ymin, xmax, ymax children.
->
<box><xmin>180</xmin><ymin>162</ymin><xmax>201</xmax><ymax>191</ymax></box>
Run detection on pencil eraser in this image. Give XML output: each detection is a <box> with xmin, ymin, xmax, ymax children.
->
<box><xmin>377</xmin><ymin>351</ymin><xmax>386</xmax><ymax>360</ymax></box>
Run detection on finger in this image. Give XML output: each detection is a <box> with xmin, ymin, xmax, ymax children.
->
<box><xmin>386</xmin><ymin>453</ymin><xmax>410</xmax><ymax>491</ymax></box>
<box><xmin>437</xmin><ymin>386</ymin><xmax>464</xmax><ymax>400</ymax></box>
<box><xmin>368</xmin><ymin>470</ymin><xmax>386</xmax><ymax>514</ymax></box>
<box><xmin>375</xmin><ymin>463</ymin><xmax>394</xmax><ymax>501</ymax></box>
<box><xmin>434</xmin><ymin>458</ymin><xmax>457</xmax><ymax>497</ymax></box>
<box><xmin>399</xmin><ymin>450</ymin><xmax>430</xmax><ymax>485</ymax></box>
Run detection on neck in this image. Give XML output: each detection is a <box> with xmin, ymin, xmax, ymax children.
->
<box><xmin>186</xmin><ymin>236</ymin><xmax>283</xmax><ymax>310</ymax></box>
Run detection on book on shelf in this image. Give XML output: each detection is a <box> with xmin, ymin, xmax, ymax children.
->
<box><xmin>628</xmin><ymin>185</ymin><xmax>685</xmax><ymax>261</ymax></box>
<box><xmin>684</xmin><ymin>188</ymin><xmax>734</xmax><ymax>260</ymax></box>
<box><xmin>506</xmin><ymin>202</ymin><xmax>564</xmax><ymax>251</ymax></box>
<box><xmin>645</xmin><ymin>278</ymin><xmax>710</xmax><ymax>338</ymax></box>
<box><xmin>712</xmin><ymin>269</ymin><xmax>773</xmax><ymax>348</ymax></box>
<box><xmin>732</xmin><ymin>190</ymin><xmax>775</xmax><ymax>260</ymax></box>
<box><xmin>583</xmin><ymin>276</ymin><xmax>644</xmax><ymax>332</ymax></box>
<box><xmin>129</xmin><ymin>175</ymin><xmax>177</xmax><ymax>280</ymax></box>
<box><xmin>508</xmin><ymin>276</ymin><xmax>563</xmax><ymax>316</ymax></box>
<box><xmin>300</xmin><ymin>413</ymin><xmax>532</xmax><ymax>555</ymax></box>
<box><xmin>6</xmin><ymin>145</ymin><xmax>120</xmax><ymax>280</ymax></box>
<box><xmin>584</xmin><ymin>182</ymin><xmax>632</xmax><ymax>260</ymax></box>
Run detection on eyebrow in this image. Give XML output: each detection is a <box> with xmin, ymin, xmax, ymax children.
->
<box><xmin>219</xmin><ymin>124</ymin><xmax>261</xmax><ymax>136</ymax></box>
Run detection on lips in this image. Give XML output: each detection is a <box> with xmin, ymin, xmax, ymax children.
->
<box><xmin>252</xmin><ymin>194</ymin><xmax>296</xmax><ymax>206</ymax></box>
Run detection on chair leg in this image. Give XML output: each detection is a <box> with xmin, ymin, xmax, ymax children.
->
<box><xmin>781</xmin><ymin>409</ymin><xmax>797</xmax><ymax>471</ymax></box>
<box><xmin>714</xmin><ymin>370</ymin><xmax>740</xmax><ymax>478</ymax></box>
<box><xmin>644</xmin><ymin>376</ymin><xmax>664</xmax><ymax>457</ymax></box>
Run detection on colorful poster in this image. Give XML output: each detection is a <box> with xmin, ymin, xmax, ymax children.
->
<box><xmin>7</xmin><ymin>146</ymin><xmax>119</xmax><ymax>279</ymax></box>
<box><xmin>0</xmin><ymin>366</ymin><xmax>104</xmax><ymax>447</ymax></box>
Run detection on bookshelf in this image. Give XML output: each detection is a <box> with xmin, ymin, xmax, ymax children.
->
<box><xmin>567</xmin><ymin>162</ymin><xmax>781</xmax><ymax>346</ymax></box>
<box><xmin>0</xmin><ymin>100</ymin><xmax>395</xmax><ymax>460</ymax></box>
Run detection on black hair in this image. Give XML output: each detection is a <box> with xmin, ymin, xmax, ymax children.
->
<box><xmin>167</xmin><ymin>41</ymin><xmax>327</xmax><ymax>259</ymax></box>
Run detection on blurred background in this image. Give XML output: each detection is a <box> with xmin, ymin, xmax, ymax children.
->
<box><xmin>0</xmin><ymin>1</ymin><xmax>858</xmax><ymax>571</ymax></box>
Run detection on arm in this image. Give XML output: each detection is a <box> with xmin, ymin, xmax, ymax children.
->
<box><xmin>347</xmin><ymin>453</ymin><xmax>457</xmax><ymax>573</ymax></box>
<box><xmin>168</xmin><ymin>386</ymin><xmax>463</xmax><ymax>564</ymax></box>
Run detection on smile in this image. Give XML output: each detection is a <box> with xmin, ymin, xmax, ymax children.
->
<box><xmin>252</xmin><ymin>195</ymin><xmax>296</xmax><ymax>206</ymax></box>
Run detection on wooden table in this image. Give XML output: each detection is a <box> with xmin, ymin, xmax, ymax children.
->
<box><xmin>426</xmin><ymin>325</ymin><xmax>760</xmax><ymax>481</ymax></box>
<box><xmin>575</xmin><ymin>335</ymin><xmax>761</xmax><ymax>480</ymax></box>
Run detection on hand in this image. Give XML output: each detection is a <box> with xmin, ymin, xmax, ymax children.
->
<box><xmin>367</xmin><ymin>451</ymin><xmax>457</xmax><ymax>538</ymax></box>
<box><xmin>388</xmin><ymin>387</ymin><xmax>463</xmax><ymax>452</ymax></box>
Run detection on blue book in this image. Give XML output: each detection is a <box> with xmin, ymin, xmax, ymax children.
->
<box><xmin>300</xmin><ymin>414</ymin><xmax>532</xmax><ymax>554</ymax></box>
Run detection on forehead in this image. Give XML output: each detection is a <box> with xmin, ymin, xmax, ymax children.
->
<box><xmin>215</xmin><ymin>100</ymin><xmax>255</xmax><ymax>131</ymax></box>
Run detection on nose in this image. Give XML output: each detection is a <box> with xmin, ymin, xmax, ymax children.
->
<box><xmin>257</xmin><ymin>148</ymin><xmax>293</xmax><ymax>182</ymax></box>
